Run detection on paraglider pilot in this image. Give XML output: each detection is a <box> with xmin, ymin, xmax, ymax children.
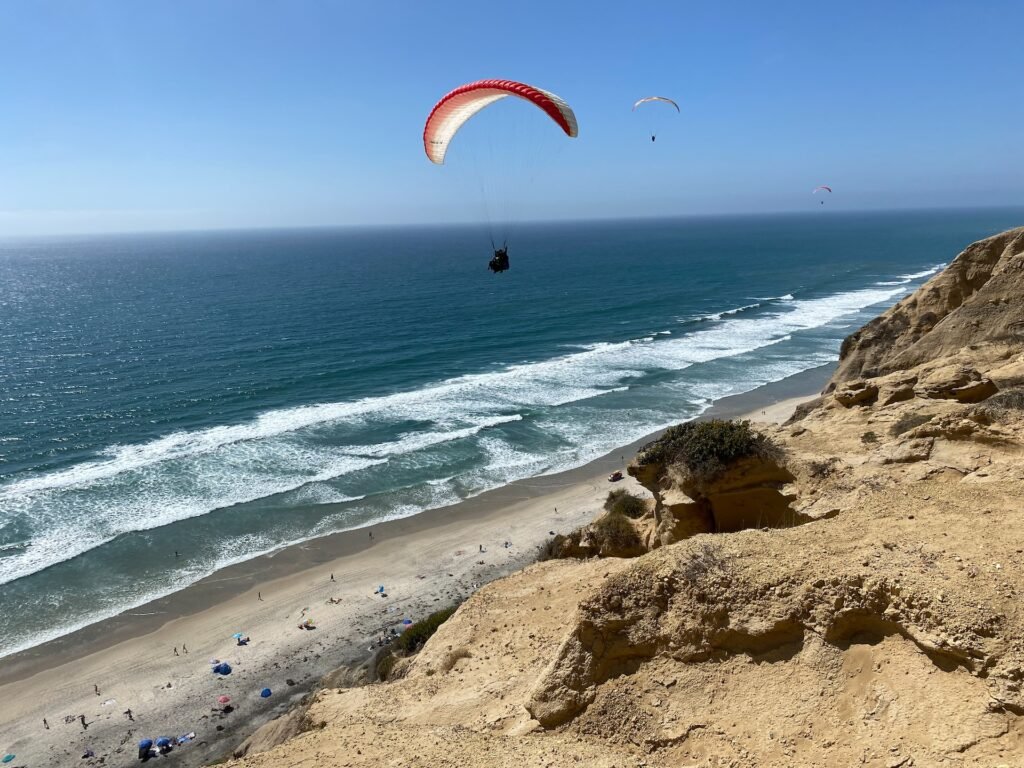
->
<box><xmin>488</xmin><ymin>245</ymin><xmax>509</xmax><ymax>273</ymax></box>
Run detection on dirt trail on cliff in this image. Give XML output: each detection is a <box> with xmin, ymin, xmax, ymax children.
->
<box><xmin>226</xmin><ymin>227</ymin><xmax>1024</xmax><ymax>768</ymax></box>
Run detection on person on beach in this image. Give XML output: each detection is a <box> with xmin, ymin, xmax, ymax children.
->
<box><xmin>330</xmin><ymin>573</ymin><xmax>335</xmax><ymax>582</ymax></box>
<box><xmin>79</xmin><ymin>714</ymin><xmax>88</xmax><ymax>730</ymax></box>
<box><xmin>42</xmin><ymin>718</ymin><xmax>49</xmax><ymax>729</ymax></box>
<box><xmin>173</xmin><ymin>647</ymin><xmax>179</xmax><ymax>656</ymax></box>
<box><xmin>124</xmin><ymin>709</ymin><xmax>134</xmax><ymax>721</ymax></box>
<box><xmin>94</xmin><ymin>683</ymin><xmax>100</xmax><ymax>695</ymax></box>
<box><xmin>258</xmin><ymin>591</ymin><xmax>263</xmax><ymax>601</ymax></box>
<box><xmin>182</xmin><ymin>643</ymin><xmax>188</xmax><ymax>654</ymax></box>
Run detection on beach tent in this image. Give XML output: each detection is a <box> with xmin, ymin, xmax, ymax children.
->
<box><xmin>2</xmin><ymin>754</ymin><xmax>15</xmax><ymax>764</ymax></box>
<box><xmin>260</xmin><ymin>687</ymin><xmax>272</xmax><ymax>698</ymax></box>
<box><xmin>217</xmin><ymin>695</ymin><xmax>231</xmax><ymax>704</ymax></box>
<box><xmin>212</xmin><ymin>662</ymin><xmax>232</xmax><ymax>675</ymax></box>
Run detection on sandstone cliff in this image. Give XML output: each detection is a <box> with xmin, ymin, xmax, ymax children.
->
<box><xmin>828</xmin><ymin>226</ymin><xmax>1024</xmax><ymax>388</ymax></box>
<box><xmin>226</xmin><ymin>227</ymin><xmax>1024</xmax><ymax>768</ymax></box>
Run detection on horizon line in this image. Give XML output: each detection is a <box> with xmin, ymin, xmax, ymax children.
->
<box><xmin>1</xmin><ymin>203</ymin><xmax>1022</xmax><ymax>243</ymax></box>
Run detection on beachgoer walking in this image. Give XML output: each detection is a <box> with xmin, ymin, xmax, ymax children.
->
<box><xmin>479</xmin><ymin>544</ymin><xmax>483</xmax><ymax>553</ymax></box>
<box><xmin>43</xmin><ymin>718</ymin><xmax>49</xmax><ymax>729</ymax></box>
<box><xmin>79</xmin><ymin>714</ymin><xmax>87</xmax><ymax>730</ymax></box>
<box><xmin>182</xmin><ymin>643</ymin><xmax>188</xmax><ymax>654</ymax></box>
<box><xmin>174</xmin><ymin>550</ymin><xmax>179</xmax><ymax>557</ymax></box>
<box><xmin>330</xmin><ymin>573</ymin><xmax>335</xmax><ymax>582</ymax></box>
<box><xmin>173</xmin><ymin>646</ymin><xmax>179</xmax><ymax>656</ymax></box>
<box><xmin>93</xmin><ymin>684</ymin><xmax>99</xmax><ymax>696</ymax></box>
<box><xmin>258</xmin><ymin>591</ymin><xmax>263</xmax><ymax>601</ymax></box>
<box><xmin>369</xmin><ymin>530</ymin><xmax>373</xmax><ymax>540</ymax></box>
<box><xmin>124</xmin><ymin>709</ymin><xmax>134</xmax><ymax>721</ymax></box>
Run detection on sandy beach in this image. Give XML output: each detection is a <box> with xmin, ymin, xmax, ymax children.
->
<box><xmin>0</xmin><ymin>366</ymin><xmax>829</xmax><ymax>767</ymax></box>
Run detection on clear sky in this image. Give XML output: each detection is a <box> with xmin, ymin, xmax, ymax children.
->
<box><xmin>1</xmin><ymin>0</ymin><xmax>1022</xmax><ymax>236</ymax></box>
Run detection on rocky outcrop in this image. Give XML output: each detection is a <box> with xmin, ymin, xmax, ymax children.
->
<box><xmin>526</xmin><ymin>528</ymin><xmax>1024</xmax><ymax>729</ymax></box>
<box><xmin>829</xmin><ymin>227</ymin><xmax>1024</xmax><ymax>388</ymax></box>
<box><xmin>834</xmin><ymin>380</ymin><xmax>879</xmax><ymax>407</ymax></box>
<box><xmin>629</xmin><ymin>429</ymin><xmax>811</xmax><ymax>540</ymax></box>
<box><xmin>914</xmin><ymin>364</ymin><xmax>998</xmax><ymax>403</ymax></box>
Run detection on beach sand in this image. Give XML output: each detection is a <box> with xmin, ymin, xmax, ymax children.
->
<box><xmin>0</xmin><ymin>365</ymin><xmax>830</xmax><ymax>767</ymax></box>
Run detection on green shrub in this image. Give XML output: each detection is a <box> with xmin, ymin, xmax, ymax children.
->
<box><xmin>374</xmin><ymin>604</ymin><xmax>461</xmax><ymax>680</ymax></box>
<box><xmin>591</xmin><ymin>511</ymin><xmax>641</xmax><ymax>553</ymax></box>
<box><xmin>375</xmin><ymin>649</ymin><xmax>398</xmax><ymax>681</ymax></box>
<box><xmin>637</xmin><ymin>419</ymin><xmax>783</xmax><ymax>482</ymax></box>
<box><xmin>394</xmin><ymin>606</ymin><xmax>458</xmax><ymax>654</ymax></box>
<box><xmin>890</xmin><ymin>413</ymin><xmax>932</xmax><ymax>436</ymax></box>
<box><xmin>604</xmin><ymin>489</ymin><xmax>647</xmax><ymax>519</ymax></box>
<box><xmin>537</xmin><ymin>529</ymin><xmax>582</xmax><ymax>561</ymax></box>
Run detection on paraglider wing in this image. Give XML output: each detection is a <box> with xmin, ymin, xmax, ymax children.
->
<box><xmin>423</xmin><ymin>79</ymin><xmax>578</xmax><ymax>165</ymax></box>
<box><xmin>813</xmin><ymin>185</ymin><xmax>832</xmax><ymax>194</ymax></box>
<box><xmin>632</xmin><ymin>96</ymin><xmax>680</xmax><ymax>112</ymax></box>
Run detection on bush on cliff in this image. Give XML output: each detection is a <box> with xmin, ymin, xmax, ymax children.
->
<box><xmin>591</xmin><ymin>511</ymin><xmax>642</xmax><ymax>554</ymax></box>
<box><xmin>637</xmin><ymin>419</ymin><xmax>783</xmax><ymax>483</ymax></box>
<box><xmin>537</xmin><ymin>529</ymin><xmax>584</xmax><ymax>561</ymax></box>
<box><xmin>375</xmin><ymin>604</ymin><xmax>460</xmax><ymax>681</ymax></box>
<box><xmin>604</xmin><ymin>489</ymin><xmax>647</xmax><ymax>519</ymax></box>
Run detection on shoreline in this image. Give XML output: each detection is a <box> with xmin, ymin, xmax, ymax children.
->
<box><xmin>0</xmin><ymin>363</ymin><xmax>831</xmax><ymax>767</ymax></box>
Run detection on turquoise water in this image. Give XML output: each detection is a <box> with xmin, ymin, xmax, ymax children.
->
<box><xmin>0</xmin><ymin>208</ymin><xmax>1021</xmax><ymax>657</ymax></box>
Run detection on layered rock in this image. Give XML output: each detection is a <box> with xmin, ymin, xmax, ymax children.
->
<box><xmin>829</xmin><ymin>226</ymin><xmax>1024</xmax><ymax>387</ymax></box>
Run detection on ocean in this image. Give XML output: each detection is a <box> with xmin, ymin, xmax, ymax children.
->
<box><xmin>1</xmin><ymin>208</ymin><xmax>1021</xmax><ymax>659</ymax></box>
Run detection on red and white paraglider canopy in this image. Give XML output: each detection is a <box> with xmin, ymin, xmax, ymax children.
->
<box><xmin>423</xmin><ymin>79</ymin><xmax>578</xmax><ymax>165</ymax></box>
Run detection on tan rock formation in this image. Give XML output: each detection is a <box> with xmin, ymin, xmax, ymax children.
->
<box><xmin>830</xmin><ymin>226</ymin><xmax>1024</xmax><ymax>386</ymax></box>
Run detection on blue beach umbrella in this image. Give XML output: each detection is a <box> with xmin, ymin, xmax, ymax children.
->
<box><xmin>155</xmin><ymin>737</ymin><xmax>171</xmax><ymax>748</ymax></box>
<box><xmin>138</xmin><ymin>739</ymin><xmax>153</xmax><ymax>749</ymax></box>
<box><xmin>260</xmin><ymin>687</ymin><xmax>272</xmax><ymax>698</ymax></box>
<box><xmin>2</xmin><ymin>754</ymin><xmax>15</xmax><ymax>764</ymax></box>
<box><xmin>232</xmin><ymin>632</ymin><xmax>244</xmax><ymax>639</ymax></box>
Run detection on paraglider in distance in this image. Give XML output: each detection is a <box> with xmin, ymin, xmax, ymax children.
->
<box><xmin>813</xmin><ymin>185</ymin><xmax>832</xmax><ymax>205</ymax></box>
<box><xmin>632</xmin><ymin>96</ymin><xmax>679</xmax><ymax>142</ymax></box>
<box><xmin>423</xmin><ymin>79</ymin><xmax>578</xmax><ymax>273</ymax></box>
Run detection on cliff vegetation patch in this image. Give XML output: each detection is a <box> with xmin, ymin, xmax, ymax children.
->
<box><xmin>638</xmin><ymin>419</ymin><xmax>783</xmax><ymax>482</ymax></box>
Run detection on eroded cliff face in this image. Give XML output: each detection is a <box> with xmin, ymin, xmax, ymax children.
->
<box><xmin>228</xmin><ymin>228</ymin><xmax>1024</xmax><ymax>768</ymax></box>
<box><xmin>828</xmin><ymin>226</ymin><xmax>1024</xmax><ymax>388</ymax></box>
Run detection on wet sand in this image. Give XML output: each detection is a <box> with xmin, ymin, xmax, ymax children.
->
<box><xmin>0</xmin><ymin>364</ymin><xmax>830</xmax><ymax>767</ymax></box>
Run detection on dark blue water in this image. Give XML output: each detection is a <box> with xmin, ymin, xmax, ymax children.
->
<box><xmin>1</xmin><ymin>208</ymin><xmax>1020</xmax><ymax>656</ymax></box>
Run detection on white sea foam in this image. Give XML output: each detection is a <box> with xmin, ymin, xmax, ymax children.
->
<box><xmin>0</xmin><ymin>275</ymin><xmax>918</xmax><ymax>595</ymax></box>
<box><xmin>898</xmin><ymin>264</ymin><xmax>945</xmax><ymax>280</ymax></box>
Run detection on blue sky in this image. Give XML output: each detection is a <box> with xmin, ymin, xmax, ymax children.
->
<box><xmin>1</xmin><ymin>1</ymin><xmax>1022</xmax><ymax>235</ymax></box>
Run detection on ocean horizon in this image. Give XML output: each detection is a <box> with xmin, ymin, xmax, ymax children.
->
<box><xmin>2</xmin><ymin>207</ymin><xmax>1022</xmax><ymax>659</ymax></box>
